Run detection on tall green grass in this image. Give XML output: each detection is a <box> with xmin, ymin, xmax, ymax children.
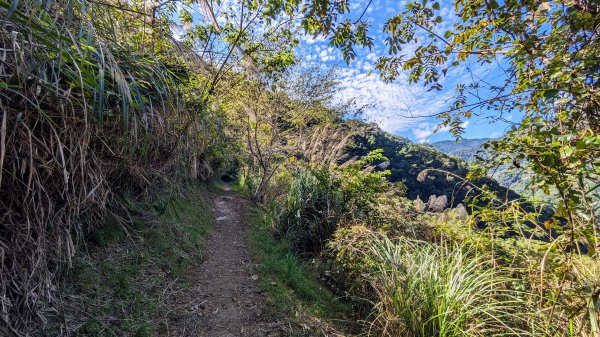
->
<box><xmin>246</xmin><ymin>204</ymin><xmax>356</xmax><ymax>334</ymax></box>
<box><xmin>366</xmin><ymin>236</ymin><xmax>534</xmax><ymax>337</ymax></box>
<box><xmin>276</xmin><ymin>167</ymin><xmax>345</xmax><ymax>254</ymax></box>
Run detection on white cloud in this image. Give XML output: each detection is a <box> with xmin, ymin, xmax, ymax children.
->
<box><xmin>319</xmin><ymin>49</ymin><xmax>333</xmax><ymax>62</ymax></box>
<box><xmin>366</xmin><ymin>53</ymin><xmax>378</xmax><ymax>62</ymax></box>
<box><xmin>412</xmin><ymin>122</ymin><xmax>436</xmax><ymax>142</ymax></box>
<box><xmin>409</xmin><ymin>121</ymin><xmax>470</xmax><ymax>143</ymax></box>
<box><xmin>303</xmin><ymin>34</ymin><xmax>327</xmax><ymax>44</ymax></box>
<box><xmin>295</xmin><ymin>0</ymin><xmax>499</xmax><ymax>141</ymax></box>
<box><xmin>333</xmin><ymin>65</ymin><xmax>460</xmax><ymax>135</ymax></box>
<box><xmin>351</xmin><ymin>2</ymin><xmax>362</xmax><ymax>11</ymax></box>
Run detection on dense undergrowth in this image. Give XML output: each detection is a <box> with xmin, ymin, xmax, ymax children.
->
<box><xmin>245</xmin><ymin>204</ymin><xmax>357</xmax><ymax>335</ymax></box>
<box><xmin>236</xmin><ymin>147</ymin><xmax>600</xmax><ymax>336</ymax></box>
<box><xmin>0</xmin><ymin>0</ymin><xmax>229</xmax><ymax>334</ymax></box>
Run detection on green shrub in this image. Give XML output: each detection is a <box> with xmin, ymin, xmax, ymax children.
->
<box><xmin>237</xmin><ymin>171</ymin><xmax>259</xmax><ymax>197</ymax></box>
<box><xmin>247</xmin><ymin>205</ymin><xmax>352</xmax><ymax>315</ymax></box>
<box><xmin>275</xmin><ymin>150</ymin><xmax>397</xmax><ymax>254</ymax></box>
<box><xmin>328</xmin><ymin>225</ymin><xmax>382</xmax><ymax>282</ymax></box>
<box><xmin>366</xmin><ymin>235</ymin><xmax>534</xmax><ymax>336</ymax></box>
<box><xmin>276</xmin><ymin>166</ymin><xmax>345</xmax><ymax>254</ymax></box>
<box><xmin>426</xmin><ymin>210</ymin><xmax>600</xmax><ymax>336</ymax></box>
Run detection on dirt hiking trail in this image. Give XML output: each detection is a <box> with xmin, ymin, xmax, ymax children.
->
<box><xmin>170</xmin><ymin>191</ymin><xmax>279</xmax><ymax>337</ymax></box>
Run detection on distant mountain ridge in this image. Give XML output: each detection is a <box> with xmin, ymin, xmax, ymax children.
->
<box><xmin>430</xmin><ymin>138</ymin><xmax>494</xmax><ymax>162</ymax></box>
<box><xmin>430</xmin><ymin>137</ymin><xmax>529</xmax><ymax>193</ymax></box>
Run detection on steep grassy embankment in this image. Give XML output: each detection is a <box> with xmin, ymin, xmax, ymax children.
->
<box><xmin>45</xmin><ymin>184</ymin><xmax>216</xmax><ymax>336</ymax></box>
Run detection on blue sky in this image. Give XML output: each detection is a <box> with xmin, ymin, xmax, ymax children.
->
<box><xmin>298</xmin><ymin>0</ymin><xmax>516</xmax><ymax>143</ymax></box>
<box><xmin>171</xmin><ymin>0</ymin><xmax>518</xmax><ymax>143</ymax></box>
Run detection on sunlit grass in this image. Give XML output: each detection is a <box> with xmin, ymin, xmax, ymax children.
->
<box><xmin>367</xmin><ymin>236</ymin><xmax>535</xmax><ymax>337</ymax></box>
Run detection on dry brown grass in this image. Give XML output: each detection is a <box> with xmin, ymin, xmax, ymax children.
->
<box><xmin>301</xmin><ymin>124</ymin><xmax>354</xmax><ymax>165</ymax></box>
<box><xmin>0</xmin><ymin>2</ymin><xmax>217</xmax><ymax>335</ymax></box>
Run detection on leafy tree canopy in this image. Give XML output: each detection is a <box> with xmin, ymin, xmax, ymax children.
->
<box><xmin>289</xmin><ymin>0</ymin><xmax>600</xmax><ymax>255</ymax></box>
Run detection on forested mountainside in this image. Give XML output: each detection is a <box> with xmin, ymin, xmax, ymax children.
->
<box><xmin>309</xmin><ymin>122</ymin><xmax>516</xmax><ymax>204</ymax></box>
<box><xmin>430</xmin><ymin>138</ymin><xmax>524</xmax><ymax>190</ymax></box>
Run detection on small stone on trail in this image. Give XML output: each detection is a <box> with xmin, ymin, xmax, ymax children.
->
<box><xmin>250</xmin><ymin>274</ymin><xmax>259</xmax><ymax>281</ymax></box>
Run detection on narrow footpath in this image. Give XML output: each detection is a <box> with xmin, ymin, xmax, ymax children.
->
<box><xmin>171</xmin><ymin>191</ymin><xmax>278</xmax><ymax>337</ymax></box>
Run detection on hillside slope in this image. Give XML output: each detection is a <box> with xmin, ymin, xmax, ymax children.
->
<box><xmin>431</xmin><ymin>137</ymin><xmax>528</xmax><ymax>192</ymax></box>
<box><xmin>300</xmin><ymin>121</ymin><xmax>517</xmax><ymax>205</ymax></box>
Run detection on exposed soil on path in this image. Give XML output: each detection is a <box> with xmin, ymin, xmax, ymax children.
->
<box><xmin>169</xmin><ymin>191</ymin><xmax>279</xmax><ymax>337</ymax></box>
